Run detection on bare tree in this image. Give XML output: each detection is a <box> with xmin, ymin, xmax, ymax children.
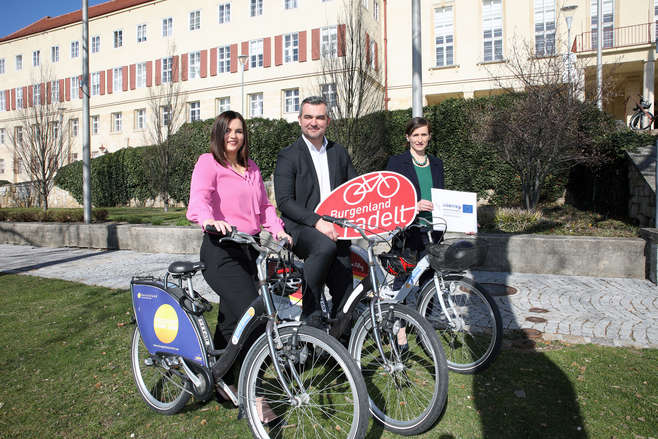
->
<box><xmin>144</xmin><ymin>45</ymin><xmax>187</xmax><ymax>211</ymax></box>
<box><xmin>318</xmin><ymin>0</ymin><xmax>386</xmax><ymax>173</ymax></box>
<box><xmin>479</xmin><ymin>39</ymin><xmax>616</xmax><ymax>209</ymax></box>
<box><xmin>7</xmin><ymin>66</ymin><xmax>71</xmax><ymax>211</ymax></box>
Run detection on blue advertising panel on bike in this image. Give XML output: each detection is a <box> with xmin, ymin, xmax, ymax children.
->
<box><xmin>131</xmin><ymin>283</ymin><xmax>206</xmax><ymax>366</ymax></box>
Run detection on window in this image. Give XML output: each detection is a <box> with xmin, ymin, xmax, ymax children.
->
<box><xmin>250</xmin><ymin>0</ymin><xmax>263</xmax><ymax>16</ymax></box>
<box><xmin>136</xmin><ymin>62</ymin><xmax>147</xmax><ymax>88</ymax></box>
<box><xmin>16</xmin><ymin>158</ymin><xmax>24</xmax><ymax>174</ymax></box>
<box><xmin>15</xmin><ymin>127</ymin><xmax>23</xmax><ymax>145</ymax></box>
<box><xmin>250</xmin><ymin>39</ymin><xmax>264</xmax><ymax>68</ymax></box>
<box><xmin>32</xmin><ymin>85</ymin><xmax>39</xmax><ymax>106</ymax></box>
<box><xmin>0</xmin><ymin>93</ymin><xmax>5</xmax><ymax>111</ymax></box>
<box><xmin>482</xmin><ymin>0</ymin><xmax>503</xmax><ymax>62</ymax></box>
<box><xmin>16</xmin><ymin>88</ymin><xmax>24</xmax><ymax>108</ymax></box>
<box><xmin>189</xmin><ymin>101</ymin><xmax>201</xmax><ymax>122</ymax></box>
<box><xmin>189</xmin><ymin>10</ymin><xmax>200</xmax><ymax>30</ymax></box>
<box><xmin>71</xmin><ymin>153</ymin><xmax>78</xmax><ymax>161</ymax></box>
<box><xmin>51</xmin><ymin>81</ymin><xmax>59</xmax><ymax>103</ymax></box>
<box><xmin>70</xmin><ymin>118</ymin><xmax>79</xmax><ymax>137</ymax></box>
<box><xmin>113</xmin><ymin>67</ymin><xmax>123</xmax><ymax>93</ymax></box>
<box><xmin>52</xmin><ymin>122</ymin><xmax>60</xmax><ymax>140</ymax></box>
<box><xmin>162</xmin><ymin>17</ymin><xmax>173</xmax><ymax>37</ymax></box>
<box><xmin>591</xmin><ymin>0</ymin><xmax>614</xmax><ymax>49</ymax></box>
<box><xmin>0</xmin><ymin>128</ymin><xmax>5</xmax><ymax>143</ymax></box>
<box><xmin>218</xmin><ymin>46</ymin><xmax>231</xmax><ymax>73</ymax></box>
<box><xmin>363</xmin><ymin>0</ymin><xmax>369</xmax><ymax>8</ymax></box>
<box><xmin>91</xmin><ymin>115</ymin><xmax>99</xmax><ymax>134</ymax></box>
<box><xmin>135</xmin><ymin>108</ymin><xmax>145</xmax><ymax>129</ymax></box>
<box><xmin>70</xmin><ymin>76</ymin><xmax>80</xmax><ymax>100</ymax></box>
<box><xmin>216</xmin><ymin>97</ymin><xmax>230</xmax><ymax>114</ymax></box>
<box><xmin>284</xmin><ymin>33</ymin><xmax>299</xmax><ymax>63</ymax></box>
<box><xmin>369</xmin><ymin>40</ymin><xmax>376</xmax><ymax>69</ymax></box>
<box><xmin>284</xmin><ymin>89</ymin><xmax>299</xmax><ymax>113</ymax></box>
<box><xmin>285</xmin><ymin>0</ymin><xmax>297</xmax><ymax>9</ymax></box>
<box><xmin>137</xmin><ymin>24</ymin><xmax>147</xmax><ymax>43</ymax></box>
<box><xmin>162</xmin><ymin>57</ymin><xmax>173</xmax><ymax>83</ymax></box>
<box><xmin>71</xmin><ymin>41</ymin><xmax>79</xmax><ymax>58</ymax></box>
<box><xmin>219</xmin><ymin>3</ymin><xmax>231</xmax><ymax>23</ymax></box>
<box><xmin>112</xmin><ymin>112</ymin><xmax>122</xmax><ymax>132</ymax></box>
<box><xmin>114</xmin><ymin>30</ymin><xmax>123</xmax><ymax>48</ymax></box>
<box><xmin>91</xmin><ymin>72</ymin><xmax>101</xmax><ymax>96</ymax></box>
<box><xmin>534</xmin><ymin>0</ymin><xmax>555</xmax><ymax>56</ymax></box>
<box><xmin>161</xmin><ymin>105</ymin><xmax>172</xmax><ymax>126</ymax></box>
<box><xmin>32</xmin><ymin>50</ymin><xmax>40</xmax><ymax>67</ymax></box>
<box><xmin>374</xmin><ymin>1</ymin><xmax>379</xmax><ymax>20</ymax></box>
<box><xmin>249</xmin><ymin>93</ymin><xmax>263</xmax><ymax>117</ymax></box>
<box><xmin>434</xmin><ymin>6</ymin><xmax>454</xmax><ymax>67</ymax></box>
<box><xmin>0</xmin><ymin>58</ymin><xmax>4</xmax><ymax>74</ymax></box>
<box><xmin>16</xmin><ymin>55</ymin><xmax>22</xmax><ymax>71</ymax></box>
<box><xmin>0</xmin><ymin>159</ymin><xmax>4</xmax><ymax>174</ymax></box>
<box><xmin>321</xmin><ymin>26</ymin><xmax>338</xmax><ymax>58</ymax></box>
<box><xmin>51</xmin><ymin>46</ymin><xmax>59</xmax><ymax>62</ymax></box>
<box><xmin>92</xmin><ymin>36</ymin><xmax>100</xmax><ymax>53</ymax></box>
<box><xmin>189</xmin><ymin>51</ymin><xmax>201</xmax><ymax>79</ymax></box>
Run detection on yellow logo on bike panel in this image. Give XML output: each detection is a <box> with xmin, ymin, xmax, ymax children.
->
<box><xmin>153</xmin><ymin>304</ymin><xmax>179</xmax><ymax>344</ymax></box>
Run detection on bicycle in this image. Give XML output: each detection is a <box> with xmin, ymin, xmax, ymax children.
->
<box><xmin>629</xmin><ymin>95</ymin><xmax>654</xmax><ymax>130</ymax></box>
<box><xmin>130</xmin><ymin>227</ymin><xmax>370</xmax><ymax>438</ymax></box>
<box><xmin>375</xmin><ymin>217</ymin><xmax>503</xmax><ymax>374</ymax></box>
<box><xmin>276</xmin><ymin>215</ymin><xmax>449</xmax><ymax>436</ymax></box>
<box><xmin>343</xmin><ymin>173</ymin><xmax>401</xmax><ymax>205</ymax></box>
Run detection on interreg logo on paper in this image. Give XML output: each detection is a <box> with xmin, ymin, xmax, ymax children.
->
<box><xmin>315</xmin><ymin>171</ymin><xmax>417</xmax><ymax>239</ymax></box>
<box><xmin>431</xmin><ymin>188</ymin><xmax>478</xmax><ymax>234</ymax></box>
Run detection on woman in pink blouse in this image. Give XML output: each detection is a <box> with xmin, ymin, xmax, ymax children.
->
<box><xmin>187</xmin><ymin>111</ymin><xmax>291</xmax><ymax>369</ymax></box>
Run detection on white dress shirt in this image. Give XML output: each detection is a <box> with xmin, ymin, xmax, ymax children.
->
<box><xmin>302</xmin><ymin>134</ymin><xmax>331</xmax><ymax>202</ymax></box>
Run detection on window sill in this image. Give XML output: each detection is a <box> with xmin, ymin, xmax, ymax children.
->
<box><xmin>477</xmin><ymin>59</ymin><xmax>506</xmax><ymax>65</ymax></box>
<box><xmin>430</xmin><ymin>64</ymin><xmax>459</xmax><ymax>71</ymax></box>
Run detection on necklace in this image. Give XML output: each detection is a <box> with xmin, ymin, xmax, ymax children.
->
<box><xmin>411</xmin><ymin>153</ymin><xmax>428</xmax><ymax>167</ymax></box>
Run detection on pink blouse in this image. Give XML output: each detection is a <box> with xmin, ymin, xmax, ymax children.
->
<box><xmin>186</xmin><ymin>153</ymin><xmax>284</xmax><ymax>236</ymax></box>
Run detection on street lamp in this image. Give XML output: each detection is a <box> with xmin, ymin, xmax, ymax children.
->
<box><xmin>561</xmin><ymin>5</ymin><xmax>578</xmax><ymax>87</ymax></box>
<box><xmin>238</xmin><ymin>54</ymin><xmax>249</xmax><ymax>115</ymax></box>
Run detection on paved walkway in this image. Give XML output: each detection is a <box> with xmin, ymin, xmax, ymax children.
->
<box><xmin>1</xmin><ymin>244</ymin><xmax>656</xmax><ymax>349</ymax></box>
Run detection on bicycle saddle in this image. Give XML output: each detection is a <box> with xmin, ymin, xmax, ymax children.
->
<box><xmin>168</xmin><ymin>261</ymin><xmax>206</xmax><ymax>275</ymax></box>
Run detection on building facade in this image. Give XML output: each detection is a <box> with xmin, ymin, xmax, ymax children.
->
<box><xmin>0</xmin><ymin>0</ymin><xmax>655</xmax><ymax>184</ymax></box>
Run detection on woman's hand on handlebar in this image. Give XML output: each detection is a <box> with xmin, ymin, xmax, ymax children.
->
<box><xmin>203</xmin><ymin>219</ymin><xmax>233</xmax><ymax>235</ymax></box>
<box><xmin>275</xmin><ymin>230</ymin><xmax>293</xmax><ymax>246</ymax></box>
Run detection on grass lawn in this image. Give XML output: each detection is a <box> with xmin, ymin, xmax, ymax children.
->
<box><xmin>1</xmin><ymin>274</ymin><xmax>656</xmax><ymax>439</ymax></box>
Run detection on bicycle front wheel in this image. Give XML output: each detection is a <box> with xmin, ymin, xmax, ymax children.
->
<box><xmin>131</xmin><ymin>326</ymin><xmax>192</xmax><ymax>415</ymax></box>
<box><xmin>239</xmin><ymin>325</ymin><xmax>370</xmax><ymax>439</ymax></box>
<box><xmin>349</xmin><ymin>302</ymin><xmax>448</xmax><ymax>436</ymax></box>
<box><xmin>417</xmin><ymin>275</ymin><xmax>502</xmax><ymax>374</ymax></box>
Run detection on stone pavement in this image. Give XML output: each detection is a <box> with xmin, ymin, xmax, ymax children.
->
<box><xmin>1</xmin><ymin>244</ymin><xmax>656</xmax><ymax>349</ymax></box>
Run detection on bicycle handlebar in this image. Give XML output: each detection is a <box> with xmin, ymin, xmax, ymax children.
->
<box><xmin>204</xmin><ymin>224</ymin><xmax>288</xmax><ymax>255</ymax></box>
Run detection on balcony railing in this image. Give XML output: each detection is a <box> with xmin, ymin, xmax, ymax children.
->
<box><xmin>573</xmin><ymin>22</ymin><xmax>655</xmax><ymax>53</ymax></box>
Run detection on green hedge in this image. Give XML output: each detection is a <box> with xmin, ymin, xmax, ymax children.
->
<box><xmin>54</xmin><ymin>97</ymin><xmax>644</xmax><ymax>209</ymax></box>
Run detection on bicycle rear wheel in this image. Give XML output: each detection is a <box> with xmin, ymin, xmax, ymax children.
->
<box><xmin>239</xmin><ymin>325</ymin><xmax>370</xmax><ymax>439</ymax></box>
<box><xmin>349</xmin><ymin>303</ymin><xmax>449</xmax><ymax>436</ymax></box>
<box><xmin>630</xmin><ymin>111</ymin><xmax>654</xmax><ymax>130</ymax></box>
<box><xmin>131</xmin><ymin>327</ymin><xmax>192</xmax><ymax>414</ymax></box>
<box><xmin>417</xmin><ymin>275</ymin><xmax>502</xmax><ymax>374</ymax></box>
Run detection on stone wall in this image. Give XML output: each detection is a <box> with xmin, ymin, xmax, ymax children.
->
<box><xmin>0</xmin><ymin>183</ymin><xmax>81</xmax><ymax>209</ymax></box>
<box><xmin>627</xmin><ymin>148</ymin><xmax>656</xmax><ymax>227</ymax></box>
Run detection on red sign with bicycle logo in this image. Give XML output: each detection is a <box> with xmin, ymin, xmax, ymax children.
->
<box><xmin>315</xmin><ymin>171</ymin><xmax>417</xmax><ymax>239</ymax></box>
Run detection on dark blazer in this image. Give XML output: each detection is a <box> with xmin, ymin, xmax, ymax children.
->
<box><xmin>386</xmin><ymin>150</ymin><xmax>445</xmax><ymax>200</ymax></box>
<box><xmin>274</xmin><ymin>136</ymin><xmax>357</xmax><ymax>234</ymax></box>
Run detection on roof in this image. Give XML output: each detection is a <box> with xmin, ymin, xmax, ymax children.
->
<box><xmin>0</xmin><ymin>0</ymin><xmax>155</xmax><ymax>43</ymax></box>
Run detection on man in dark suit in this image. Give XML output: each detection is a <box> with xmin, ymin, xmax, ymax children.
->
<box><xmin>274</xmin><ymin>96</ymin><xmax>357</xmax><ymax>326</ymax></box>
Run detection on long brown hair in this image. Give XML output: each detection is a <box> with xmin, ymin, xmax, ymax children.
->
<box><xmin>209</xmin><ymin>111</ymin><xmax>249</xmax><ymax>168</ymax></box>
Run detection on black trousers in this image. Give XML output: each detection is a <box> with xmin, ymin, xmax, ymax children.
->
<box><xmin>200</xmin><ymin>234</ymin><xmax>259</xmax><ymax>351</ymax></box>
<box><xmin>290</xmin><ymin>225</ymin><xmax>352</xmax><ymax>319</ymax></box>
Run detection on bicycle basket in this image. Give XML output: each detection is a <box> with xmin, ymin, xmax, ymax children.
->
<box><xmin>379</xmin><ymin>251</ymin><xmax>417</xmax><ymax>276</ymax></box>
<box><xmin>641</xmin><ymin>98</ymin><xmax>652</xmax><ymax>109</ymax></box>
<box><xmin>427</xmin><ymin>238</ymin><xmax>487</xmax><ymax>272</ymax></box>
